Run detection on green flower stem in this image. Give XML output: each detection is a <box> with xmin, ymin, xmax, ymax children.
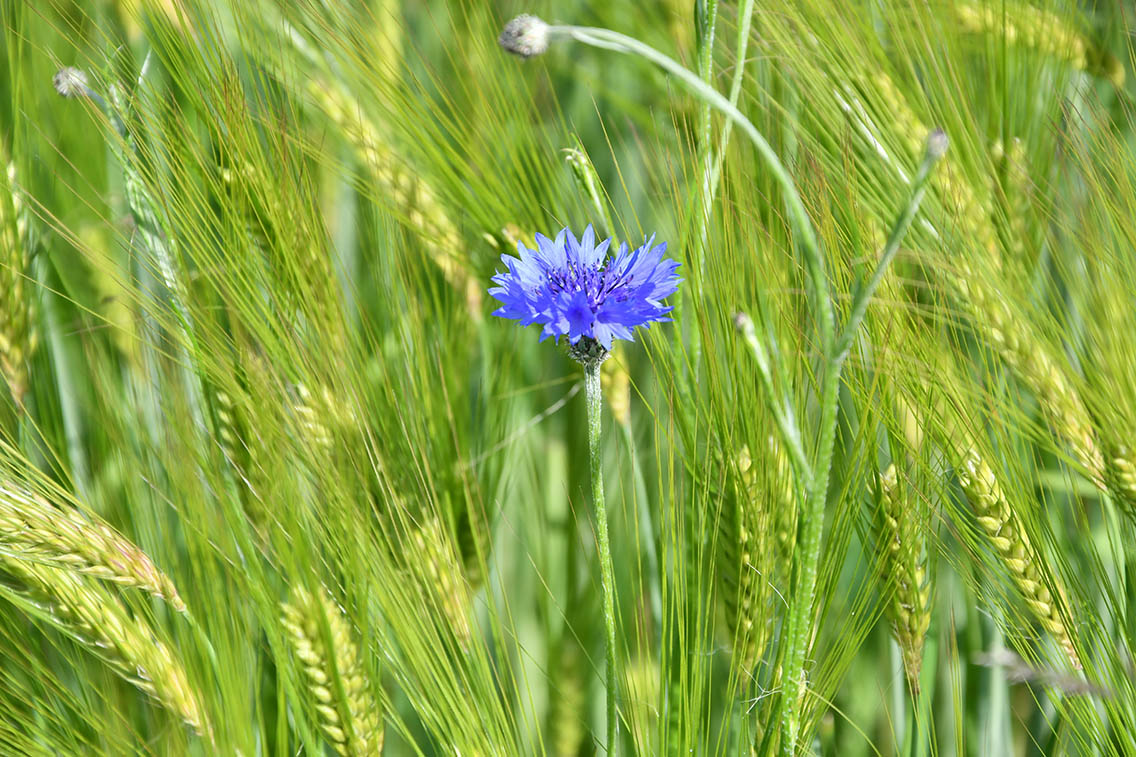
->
<box><xmin>585</xmin><ymin>359</ymin><xmax>619</xmax><ymax>755</ymax></box>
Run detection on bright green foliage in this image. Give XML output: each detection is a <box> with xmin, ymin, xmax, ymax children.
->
<box><xmin>1</xmin><ymin>0</ymin><xmax>1135</xmax><ymax>754</ymax></box>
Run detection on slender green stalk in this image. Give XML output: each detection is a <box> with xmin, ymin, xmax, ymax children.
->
<box><xmin>585</xmin><ymin>360</ymin><xmax>619</xmax><ymax>755</ymax></box>
<box><xmin>775</xmin><ymin>134</ymin><xmax>946</xmax><ymax>754</ymax></box>
<box><xmin>688</xmin><ymin>0</ymin><xmax>718</xmax><ymax>366</ymax></box>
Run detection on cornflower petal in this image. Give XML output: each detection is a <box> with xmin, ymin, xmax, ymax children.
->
<box><xmin>488</xmin><ymin>226</ymin><xmax>680</xmax><ymax>348</ymax></box>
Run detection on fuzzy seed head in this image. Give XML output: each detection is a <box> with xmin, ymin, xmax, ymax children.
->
<box><xmin>53</xmin><ymin>67</ymin><xmax>90</xmax><ymax>98</ymax></box>
<box><xmin>499</xmin><ymin>14</ymin><xmax>551</xmax><ymax>58</ymax></box>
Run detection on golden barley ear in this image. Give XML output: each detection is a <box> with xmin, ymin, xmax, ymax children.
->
<box><xmin>281</xmin><ymin>585</ymin><xmax>383</xmax><ymax>756</ymax></box>
<box><xmin>874</xmin><ymin>464</ymin><xmax>932</xmax><ymax>695</ymax></box>
<box><xmin>956</xmin><ymin>450</ymin><xmax>1081</xmax><ymax>669</ymax></box>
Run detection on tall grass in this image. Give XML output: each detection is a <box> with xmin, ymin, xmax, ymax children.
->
<box><xmin>1</xmin><ymin>0</ymin><xmax>1134</xmax><ymax>753</ymax></box>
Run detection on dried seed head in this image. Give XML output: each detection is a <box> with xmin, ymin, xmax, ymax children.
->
<box><xmin>53</xmin><ymin>67</ymin><xmax>90</xmax><ymax>98</ymax></box>
<box><xmin>499</xmin><ymin>14</ymin><xmax>551</xmax><ymax>58</ymax></box>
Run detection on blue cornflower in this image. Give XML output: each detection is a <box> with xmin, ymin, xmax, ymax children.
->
<box><xmin>489</xmin><ymin>225</ymin><xmax>681</xmax><ymax>356</ymax></box>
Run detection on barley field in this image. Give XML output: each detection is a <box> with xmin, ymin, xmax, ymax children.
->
<box><xmin>1</xmin><ymin>0</ymin><xmax>1135</xmax><ymax>754</ymax></box>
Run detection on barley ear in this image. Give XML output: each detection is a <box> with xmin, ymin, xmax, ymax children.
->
<box><xmin>874</xmin><ymin>465</ymin><xmax>932</xmax><ymax>694</ymax></box>
<box><xmin>954</xmin><ymin>3</ymin><xmax>1124</xmax><ymax>87</ymax></box>
<box><xmin>548</xmin><ymin>640</ymin><xmax>585</xmax><ymax>757</ymax></box>
<box><xmin>869</xmin><ymin>72</ymin><xmax>997</xmax><ymax>258</ymax></box>
<box><xmin>600</xmin><ymin>347</ymin><xmax>631</xmax><ymax>428</ymax></box>
<box><xmin>956</xmin><ymin>450</ymin><xmax>1081</xmax><ymax>669</ymax></box>
<box><xmin>5</xmin><ymin>560</ymin><xmax>209</xmax><ymax>738</ymax></box>
<box><xmin>305</xmin><ymin>80</ymin><xmax>482</xmax><ymax>319</ymax></box>
<box><xmin>949</xmin><ymin>265</ymin><xmax>1106</xmax><ymax>490</ymax></box>
<box><xmin>280</xmin><ymin>585</ymin><xmax>383</xmax><ymax>756</ymax></box>
<box><xmin>0</xmin><ymin>482</ymin><xmax>185</xmax><ymax>611</ymax></box>
<box><xmin>721</xmin><ymin>446</ymin><xmax>775</xmax><ymax>672</ymax></box>
<box><xmin>410</xmin><ymin>516</ymin><xmax>474</xmax><ymax>648</ymax></box>
<box><xmin>623</xmin><ymin>655</ymin><xmax>661</xmax><ymax>755</ymax></box>
<box><xmin>0</xmin><ymin>159</ymin><xmax>38</xmax><ymax>408</ymax></box>
<box><xmin>1105</xmin><ymin>444</ymin><xmax>1136</xmax><ymax>517</ymax></box>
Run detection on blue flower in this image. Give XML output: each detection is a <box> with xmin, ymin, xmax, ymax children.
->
<box><xmin>489</xmin><ymin>225</ymin><xmax>681</xmax><ymax>350</ymax></box>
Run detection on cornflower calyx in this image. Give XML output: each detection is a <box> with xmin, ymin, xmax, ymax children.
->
<box><xmin>488</xmin><ymin>225</ymin><xmax>680</xmax><ymax>363</ymax></box>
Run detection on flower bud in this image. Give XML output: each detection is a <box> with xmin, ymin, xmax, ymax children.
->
<box><xmin>499</xmin><ymin>14</ymin><xmax>551</xmax><ymax>58</ymax></box>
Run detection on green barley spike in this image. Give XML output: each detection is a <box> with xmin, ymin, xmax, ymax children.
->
<box><xmin>949</xmin><ymin>262</ymin><xmax>1106</xmax><ymax>490</ymax></box>
<box><xmin>869</xmin><ymin>74</ymin><xmax>1107</xmax><ymax>490</ymax></box>
<box><xmin>721</xmin><ymin>446</ymin><xmax>775</xmax><ymax>673</ymax></box>
<box><xmin>956</xmin><ymin>450</ymin><xmax>1081</xmax><ymax>669</ymax></box>
<box><xmin>548</xmin><ymin>641</ymin><xmax>585</xmax><ymax>757</ymax></box>
<box><xmin>874</xmin><ymin>465</ymin><xmax>932</xmax><ymax>694</ymax></box>
<box><xmin>280</xmin><ymin>586</ymin><xmax>383</xmax><ymax>756</ymax></box>
<box><xmin>4</xmin><ymin>560</ymin><xmax>209</xmax><ymax>738</ymax></box>
<box><xmin>410</xmin><ymin>516</ymin><xmax>474</xmax><ymax>649</ymax></box>
<box><xmin>954</xmin><ymin>3</ymin><xmax>1124</xmax><ymax>87</ymax></box>
<box><xmin>0</xmin><ymin>159</ymin><xmax>38</xmax><ymax>408</ymax></box>
<box><xmin>0</xmin><ymin>481</ymin><xmax>186</xmax><ymax>611</ymax></box>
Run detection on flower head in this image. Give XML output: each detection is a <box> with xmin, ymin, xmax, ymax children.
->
<box><xmin>489</xmin><ymin>225</ymin><xmax>680</xmax><ymax>354</ymax></box>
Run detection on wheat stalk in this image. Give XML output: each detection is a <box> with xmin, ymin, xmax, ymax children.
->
<box><xmin>280</xmin><ymin>585</ymin><xmax>383</xmax><ymax>756</ymax></box>
<box><xmin>0</xmin><ymin>482</ymin><xmax>185</xmax><ymax>612</ymax></box>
